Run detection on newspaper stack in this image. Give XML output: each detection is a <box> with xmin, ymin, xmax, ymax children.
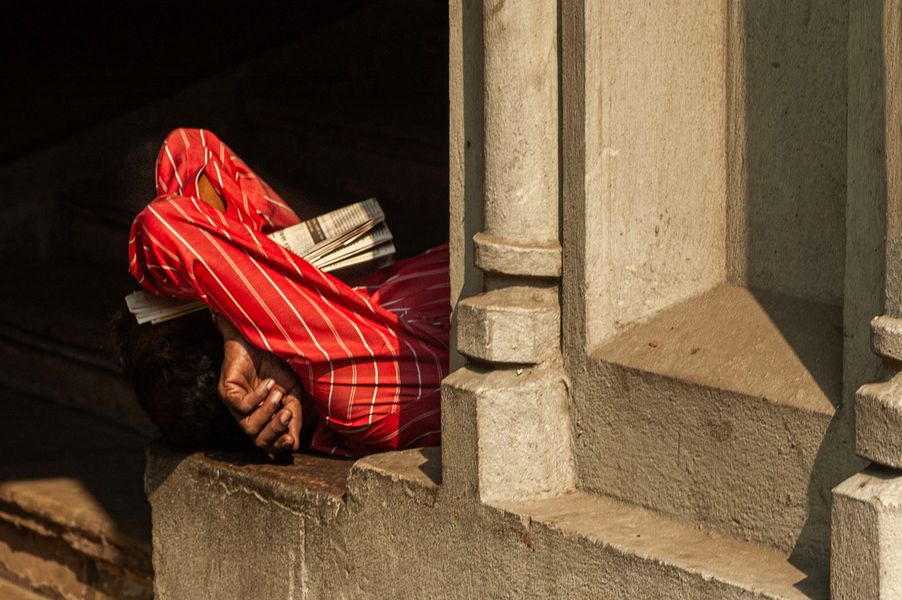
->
<box><xmin>126</xmin><ymin>198</ymin><xmax>395</xmax><ymax>325</ymax></box>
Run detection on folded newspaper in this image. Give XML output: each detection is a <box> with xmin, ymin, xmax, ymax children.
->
<box><xmin>126</xmin><ymin>198</ymin><xmax>395</xmax><ymax>325</ymax></box>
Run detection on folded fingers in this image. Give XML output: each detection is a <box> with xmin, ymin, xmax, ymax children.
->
<box><xmin>238</xmin><ymin>383</ymin><xmax>284</xmax><ymax>437</ymax></box>
<box><xmin>255</xmin><ymin>407</ymin><xmax>294</xmax><ymax>452</ymax></box>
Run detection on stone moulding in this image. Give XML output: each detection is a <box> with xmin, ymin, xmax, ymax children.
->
<box><xmin>472</xmin><ymin>232</ymin><xmax>562</xmax><ymax>278</ymax></box>
<box><xmin>856</xmin><ymin>375</ymin><xmax>902</xmax><ymax>468</ymax></box>
<box><xmin>456</xmin><ymin>286</ymin><xmax>560</xmax><ymax>364</ymax></box>
<box><xmin>870</xmin><ymin>314</ymin><xmax>902</xmax><ymax>362</ymax></box>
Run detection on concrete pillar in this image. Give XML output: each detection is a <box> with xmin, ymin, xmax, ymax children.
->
<box><xmin>443</xmin><ymin>0</ymin><xmax>573</xmax><ymax>504</ymax></box>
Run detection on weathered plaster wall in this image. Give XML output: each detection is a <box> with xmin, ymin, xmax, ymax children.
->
<box><xmin>585</xmin><ymin>0</ymin><xmax>727</xmax><ymax>340</ymax></box>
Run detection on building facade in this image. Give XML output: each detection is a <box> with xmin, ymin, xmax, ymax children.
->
<box><xmin>143</xmin><ymin>1</ymin><xmax>902</xmax><ymax>598</ymax></box>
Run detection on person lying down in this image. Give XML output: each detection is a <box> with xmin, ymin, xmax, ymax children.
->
<box><xmin>115</xmin><ymin>128</ymin><xmax>449</xmax><ymax>457</ymax></box>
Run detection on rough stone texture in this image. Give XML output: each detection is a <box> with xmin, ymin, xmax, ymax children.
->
<box><xmin>884</xmin><ymin>0</ymin><xmax>902</xmax><ymax>316</ymax></box>
<box><xmin>573</xmin><ymin>284</ymin><xmax>862</xmax><ymax>562</ymax></box>
<box><xmin>449</xmin><ymin>0</ymin><xmax>485</xmax><ymax>371</ymax></box>
<box><xmin>145</xmin><ymin>444</ymin><xmax>351</xmax><ymax>600</ymax></box>
<box><xmin>513</xmin><ymin>0</ymin><xmax>868</xmax><ymax>591</ymax></box>
<box><xmin>456</xmin><ymin>286</ymin><xmax>559</xmax><ymax>364</ymax></box>
<box><xmin>481</xmin><ymin>0</ymin><xmax>558</xmax><ymax>247</ymax></box>
<box><xmin>574</xmin><ymin>0</ymin><xmax>728</xmax><ymax>343</ymax></box>
<box><xmin>729</xmin><ymin>0</ymin><xmax>848</xmax><ymax>306</ymax></box>
<box><xmin>871</xmin><ymin>315</ymin><xmax>902</xmax><ymax>362</ymax></box>
<box><xmin>832</xmin><ymin>468</ymin><xmax>902</xmax><ymax>599</ymax></box>
<box><xmin>473</xmin><ymin>232</ymin><xmax>561</xmax><ymax>278</ymax></box>
<box><xmin>845</xmin><ymin>0</ymin><xmax>887</xmax><ymax>417</ymax></box>
<box><xmin>597</xmin><ymin>285</ymin><xmax>840</xmax><ymax>414</ymax></box>
<box><xmin>495</xmin><ymin>492</ymin><xmax>826</xmax><ymax>600</ymax></box>
<box><xmin>441</xmin><ymin>364</ymin><xmax>574</xmax><ymax>503</ymax></box>
<box><xmin>0</xmin><ymin>579</ymin><xmax>47</xmax><ymax>600</ymax></box>
<box><xmin>149</xmin><ymin>445</ymin><xmax>827</xmax><ymax>599</ymax></box>
<box><xmin>0</xmin><ymin>393</ymin><xmax>151</xmax><ymax>599</ymax></box>
<box><xmin>856</xmin><ymin>375</ymin><xmax>902</xmax><ymax>468</ymax></box>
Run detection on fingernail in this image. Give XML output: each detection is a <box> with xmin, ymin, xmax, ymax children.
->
<box><xmin>280</xmin><ymin>411</ymin><xmax>291</xmax><ymax>425</ymax></box>
<box><xmin>266</xmin><ymin>379</ymin><xmax>275</xmax><ymax>391</ymax></box>
<box><xmin>271</xmin><ymin>390</ymin><xmax>283</xmax><ymax>405</ymax></box>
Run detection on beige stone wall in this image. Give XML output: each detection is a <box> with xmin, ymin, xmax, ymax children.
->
<box><xmin>571</xmin><ymin>0</ymin><xmax>850</xmax><ymax>345</ymax></box>
<box><xmin>562</xmin><ymin>0</ymin><xmax>856</xmax><ymax>565</ymax></box>
<box><xmin>584</xmin><ymin>0</ymin><xmax>728</xmax><ymax>342</ymax></box>
<box><xmin>728</xmin><ymin>0</ymin><xmax>849</xmax><ymax>306</ymax></box>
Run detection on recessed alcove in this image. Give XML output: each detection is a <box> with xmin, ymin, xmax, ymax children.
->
<box><xmin>567</xmin><ymin>0</ymin><xmax>856</xmax><ymax>565</ymax></box>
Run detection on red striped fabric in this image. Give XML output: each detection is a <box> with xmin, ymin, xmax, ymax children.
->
<box><xmin>129</xmin><ymin>128</ymin><xmax>448</xmax><ymax>456</ymax></box>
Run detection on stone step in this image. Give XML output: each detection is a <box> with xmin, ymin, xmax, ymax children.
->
<box><xmin>145</xmin><ymin>444</ymin><xmax>826</xmax><ymax>599</ymax></box>
<box><xmin>0</xmin><ymin>260</ymin><xmax>155</xmax><ymax>435</ymax></box>
<box><xmin>577</xmin><ymin>283</ymin><xmax>864</xmax><ymax>564</ymax></box>
<box><xmin>0</xmin><ymin>578</ymin><xmax>50</xmax><ymax>600</ymax></box>
<box><xmin>0</xmin><ymin>388</ymin><xmax>152</xmax><ymax>600</ymax></box>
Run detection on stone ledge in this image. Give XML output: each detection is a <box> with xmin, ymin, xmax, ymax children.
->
<box><xmin>349</xmin><ymin>447</ymin><xmax>440</xmax><ymax>508</ymax></box>
<box><xmin>871</xmin><ymin>314</ymin><xmax>902</xmax><ymax>362</ymax></box>
<box><xmin>145</xmin><ymin>442</ymin><xmax>352</xmax><ymax>522</ymax></box>
<box><xmin>856</xmin><ymin>375</ymin><xmax>902</xmax><ymax>467</ymax></box>
<box><xmin>473</xmin><ymin>232</ymin><xmax>562</xmax><ymax>278</ymax></box>
<box><xmin>456</xmin><ymin>286</ymin><xmax>559</xmax><ymax>364</ymax></box>
<box><xmin>495</xmin><ymin>491</ymin><xmax>825</xmax><ymax>600</ymax></box>
<box><xmin>148</xmin><ymin>440</ymin><xmax>827</xmax><ymax>599</ymax></box>
<box><xmin>594</xmin><ymin>284</ymin><xmax>840</xmax><ymax>415</ymax></box>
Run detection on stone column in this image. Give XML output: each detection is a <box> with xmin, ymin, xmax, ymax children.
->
<box><xmin>832</xmin><ymin>2</ymin><xmax>902</xmax><ymax>598</ymax></box>
<box><xmin>474</xmin><ymin>0</ymin><xmax>561</xmax><ymax>279</ymax></box>
<box><xmin>444</xmin><ymin>0</ymin><xmax>574</xmax><ymax>504</ymax></box>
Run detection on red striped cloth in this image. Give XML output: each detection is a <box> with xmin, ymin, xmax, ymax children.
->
<box><xmin>129</xmin><ymin>128</ymin><xmax>448</xmax><ymax>456</ymax></box>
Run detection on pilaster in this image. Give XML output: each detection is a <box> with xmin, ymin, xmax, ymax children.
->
<box><xmin>833</xmin><ymin>2</ymin><xmax>902</xmax><ymax>597</ymax></box>
<box><xmin>443</xmin><ymin>0</ymin><xmax>573</xmax><ymax>504</ymax></box>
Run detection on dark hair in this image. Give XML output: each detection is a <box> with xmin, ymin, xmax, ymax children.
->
<box><xmin>112</xmin><ymin>306</ymin><xmax>248</xmax><ymax>449</ymax></box>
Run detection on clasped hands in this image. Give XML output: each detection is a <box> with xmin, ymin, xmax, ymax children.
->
<box><xmin>214</xmin><ymin>314</ymin><xmax>303</xmax><ymax>455</ymax></box>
